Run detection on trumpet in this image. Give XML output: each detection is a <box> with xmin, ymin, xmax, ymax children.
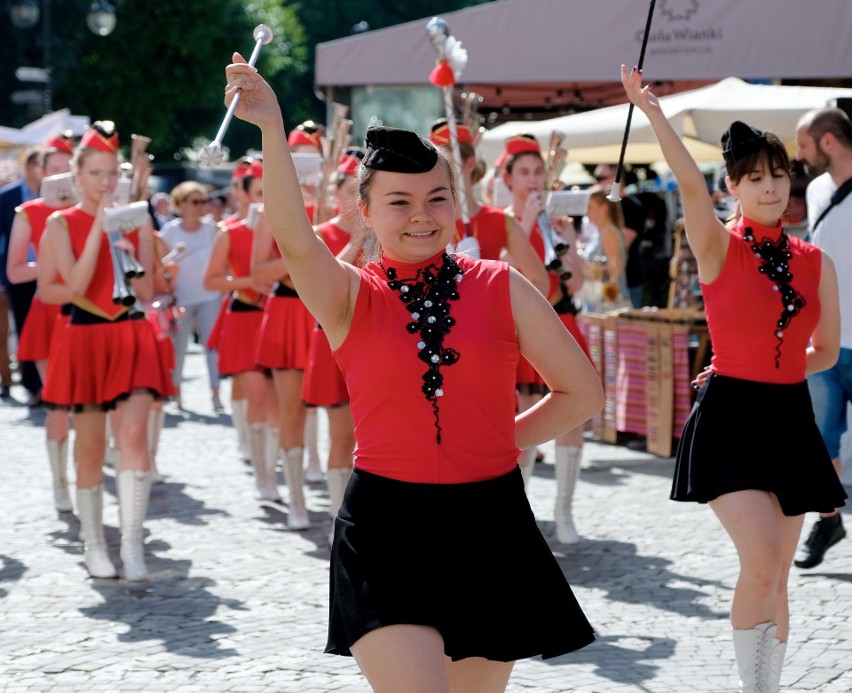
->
<box><xmin>103</xmin><ymin>200</ymin><xmax>149</xmax><ymax>313</ymax></box>
<box><xmin>313</xmin><ymin>103</ymin><xmax>352</xmax><ymax>225</ymax></box>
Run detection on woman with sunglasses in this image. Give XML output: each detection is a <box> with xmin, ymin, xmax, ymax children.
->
<box><xmin>159</xmin><ymin>181</ymin><xmax>223</xmax><ymax>412</ymax></box>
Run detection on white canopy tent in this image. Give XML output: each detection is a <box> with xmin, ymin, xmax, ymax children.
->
<box><xmin>478</xmin><ymin>78</ymin><xmax>852</xmax><ymax>166</ymax></box>
<box><xmin>0</xmin><ymin>109</ymin><xmax>90</xmax><ymax>155</ymax></box>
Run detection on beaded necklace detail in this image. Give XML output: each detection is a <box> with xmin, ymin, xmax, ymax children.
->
<box><xmin>742</xmin><ymin>226</ymin><xmax>806</xmax><ymax>368</ymax></box>
<box><xmin>380</xmin><ymin>252</ymin><xmax>463</xmax><ymax>444</ymax></box>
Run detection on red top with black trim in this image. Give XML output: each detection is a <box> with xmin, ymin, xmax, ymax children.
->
<box><xmin>334</xmin><ymin>253</ymin><xmax>520</xmax><ymax>483</ymax></box>
<box><xmin>57</xmin><ymin>206</ymin><xmax>140</xmax><ymax>319</ymax></box>
<box><xmin>703</xmin><ymin>216</ymin><xmax>822</xmax><ymax>384</ymax></box>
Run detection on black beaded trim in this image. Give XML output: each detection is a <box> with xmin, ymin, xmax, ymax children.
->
<box><xmin>743</xmin><ymin>227</ymin><xmax>806</xmax><ymax>368</ymax></box>
<box><xmin>381</xmin><ymin>252</ymin><xmax>463</xmax><ymax>444</ymax></box>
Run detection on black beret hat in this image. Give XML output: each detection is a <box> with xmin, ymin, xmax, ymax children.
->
<box><xmin>363</xmin><ymin>126</ymin><xmax>439</xmax><ymax>173</ymax></box>
<box><xmin>721</xmin><ymin>121</ymin><xmax>768</xmax><ymax>168</ymax></box>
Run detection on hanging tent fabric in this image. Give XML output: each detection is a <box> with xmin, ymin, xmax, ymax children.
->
<box><xmin>478</xmin><ymin>78</ymin><xmax>852</xmax><ymax>165</ymax></box>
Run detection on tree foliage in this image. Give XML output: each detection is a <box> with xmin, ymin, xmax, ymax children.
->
<box><xmin>0</xmin><ymin>0</ymin><xmax>492</xmax><ymax>162</ymax></box>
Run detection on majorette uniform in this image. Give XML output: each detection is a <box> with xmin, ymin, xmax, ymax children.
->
<box><xmin>326</xmin><ymin>251</ymin><xmax>595</xmax><ymax>660</ymax></box>
<box><xmin>15</xmin><ymin>199</ymin><xmax>72</xmax><ymax>362</ymax></box>
<box><xmin>254</xmin><ymin>232</ymin><xmax>315</xmax><ymax>371</ymax></box>
<box><xmin>42</xmin><ymin>207</ymin><xmax>174</xmax><ymax>409</ymax></box>
<box><xmin>209</xmin><ymin>218</ymin><xmax>266</xmax><ymax>376</ymax></box>
<box><xmin>301</xmin><ymin>221</ymin><xmax>350</xmax><ymax>407</ymax></box>
<box><xmin>514</xmin><ymin>219</ymin><xmax>590</xmax><ymax>393</ymax></box>
<box><xmin>672</xmin><ymin>216</ymin><xmax>846</xmax><ymax>515</ymax></box>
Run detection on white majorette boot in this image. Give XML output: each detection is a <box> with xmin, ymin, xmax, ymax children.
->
<box><xmin>117</xmin><ymin>469</ymin><xmax>152</xmax><ymax>582</ymax></box>
<box><xmin>147</xmin><ymin>408</ymin><xmax>165</xmax><ymax>484</ymax></box>
<box><xmin>283</xmin><ymin>447</ymin><xmax>311</xmax><ymax>530</ymax></box>
<box><xmin>304</xmin><ymin>409</ymin><xmax>323</xmax><ymax>482</ymax></box>
<box><xmin>103</xmin><ymin>417</ymin><xmax>117</xmax><ymax>468</ymax></box>
<box><xmin>47</xmin><ymin>438</ymin><xmax>73</xmax><ymax>513</ymax></box>
<box><xmin>263</xmin><ymin>426</ymin><xmax>283</xmax><ymax>503</ymax></box>
<box><xmin>76</xmin><ymin>484</ymin><xmax>117</xmax><ymax>579</ymax></box>
<box><xmin>519</xmin><ymin>447</ymin><xmax>537</xmax><ymax>487</ymax></box>
<box><xmin>231</xmin><ymin>397</ymin><xmax>250</xmax><ymax>461</ymax></box>
<box><xmin>732</xmin><ymin>622</ymin><xmax>772</xmax><ymax>692</ymax></box>
<box><xmin>761</xmin><ymin>622</ymin><xmax>785</xmax><ymax>693</ymax></box>
<box><xmin>326</xmin><ymin>465</ymin><xmax>353</xmax><ymax>546</ymax></box>
<box><xmin>554</xmin><ymin>445</ymin><xmax>583</xmax><ymax>545</ymax></box>
<box><xmin>248</xmin><ymin>422</ymin><xmax>271</xmax><ymax>501</ymax></box>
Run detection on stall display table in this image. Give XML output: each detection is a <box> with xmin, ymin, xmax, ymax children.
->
<box><xmin>578</xmin><ymin>308</ymin><xmax>709</xmax><ymax>457</ymax></box>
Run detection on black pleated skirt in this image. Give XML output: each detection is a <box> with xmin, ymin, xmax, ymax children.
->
<box><xmin>326</xmin><ymin>467</ymin><xmax>596</xmax><ymax>662</ymax></box>
<box><xmin>672</xmin><ymin>374</ymin><xmax>847</xmax><ymax>516</ymax></box>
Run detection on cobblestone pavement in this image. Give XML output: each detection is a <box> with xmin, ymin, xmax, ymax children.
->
<box><xmin>1</xmin><ymin>344</ymin><xmax>851</xmax><ymax>692</ymax></box>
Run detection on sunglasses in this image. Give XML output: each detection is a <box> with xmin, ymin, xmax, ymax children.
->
<box><xmin>186</xmin><ymin>198</ymin><xmax>209</xmax><ymax>206</ymax></box>
<box><xmin>594</xmin><ymin>174</ymin><xmax>612</xmax><ymax>182</ymax></box>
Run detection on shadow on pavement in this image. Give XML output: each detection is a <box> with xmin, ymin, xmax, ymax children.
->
<box><xmin>582</xmin><ymin>457</ymin><xmax>677</xmax><ymax>484</ymax></box>
<box><xmin>257</xmin><ymin>504</ymin><xmax>331</xmax><ymax>561</ymax></box>
<box><xmin>554</xmin><ymin>538</ymin><xmax>729</xmax><ymax>621</ymax></box>
<box><xmin>0</xmin><ymin>555</ymin><xmax>27</xmax><ymax>598</ymax></box>
<box><xmin>80</xmin><ymin>562</ymin><xmax>244</xmax><ymax>659</ymax></box>
<box><xmin>544</xmin><ymin>632</ymin><xmax>677</xmax><ymax>690</ymax></box>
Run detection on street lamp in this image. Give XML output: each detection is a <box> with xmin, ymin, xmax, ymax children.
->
<box><xmin>8</xmin><ymin>0</ymin><xmax>117</xmax><ymax>113</ymax></box>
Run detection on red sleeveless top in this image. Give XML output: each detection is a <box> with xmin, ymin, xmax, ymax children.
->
<box><xmin>224</xmin><ymin>219</ymin><xmax>260</xmax><ymax>305</ymax></box>
<box><xmin>316</xmin><ymin>221</ymin><xmax>351</xmax><ymax>257</ymax></box>
<box><xmin>18</xmin><ymin>199</ymin><xmax>68</xmax><ymax>256</ymax></box>
<box><xmin>334</xmin><ymin>252</ymin><xmax>520</xmax><ymax>484</ymax></box>
<box><xmin>56</xmin><ymin>206</ymin><xmax>140</xmax><ymax>320</ymax></box>
<box><xmin>453</xmin><ymin>205</ymin><xmax>509</xmax><ymax>261</ymax></box>
<box><xmin>703</xmin><ymin>217</ymin><xmax>823</xmax><ymax>384</ymax></box>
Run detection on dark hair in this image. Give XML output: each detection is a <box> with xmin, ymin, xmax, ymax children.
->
<box><xmin>725</xmin><ymin>131</ymin><xmax>791</xmax><ymax>184</ymax></box>
<box><xmin>805</xmin><ymin>107</ymin><xmax>852</xmax><ymax>149</ymax></box>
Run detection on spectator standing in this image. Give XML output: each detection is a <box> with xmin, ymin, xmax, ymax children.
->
<box><xmin>793</xmin><ymin>106</ymin><xmax>852</xmax><ymax>569</ymax></box>
<box><xmin>159</xmin><ymin>181</ymin><xmax>222</xmax><ymax>411</ymax></box>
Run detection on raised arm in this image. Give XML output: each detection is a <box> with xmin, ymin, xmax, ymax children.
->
<box><xmin>225</xmin><ymin>54</ymin><xmax>358</xmax><ymax>339</ymax></box>
<box><xmin>621</xmin><ymin>66</ymin><xmax>728</xmax><ymax>281</ymax></box>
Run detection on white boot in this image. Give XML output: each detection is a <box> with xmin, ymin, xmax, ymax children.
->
<box><xmin>732</xmin><ymin>623</ymin><xmax>772</xmax><ymax>692</ymax></box>
<box><xmin>326</xmin><ymin>466</ymin><xmax>353</xmax><ymax>546</ymax></box>
<box><xmin>304</xmin><ymin>409</ymin><xmax>323</xmax><ymax>482</ymax></box>
<box><xmin>554</xmin><ymin>445</ymin><xmax>583</xmax><ymax>545</ymax></box>
<box><xmin>47</xmin><ymin>438</ymin><xmax>73</xmax><ymax>513</ymax></box>
<box><xmin>231</xmin><ymin>398</ymin><xmax>250</xmax><ymax>461</ymax></box>
<box><xmin>519</xmin><ymin>447</ymin><xmax>537</xmax><ymax>487</ymax></box>
<box><xmin>147</xmin><ymin>409</ymin><xmax>165</xmax><ymax>484</ymax></box>
<box><xmin>761</xmin><ymin>623</ymin><xmax>785</xmax><ymax>693</ymax></box>
<box><xmin>263</xmin><ymin>426</ymin><xmax>283</xmax><ymax>503</ymax></box>
<box><xmin>117</xmin><ymin>469</ymin><xmax>152</xmax><ymax>582</ymax></box>
<box><xmin>283</xmin><ymin>447</ymin><xmax>311</xmax><ymax>530</ymax></box>
<box><xmin>76</xmin><ymin>485</ymin><xmax>117</xmax><ymax>579</ymax></box>
<box><xmin>248</xmin><ymin>422</ymin><xmax>270</xmax><ymax>501</ymax></box>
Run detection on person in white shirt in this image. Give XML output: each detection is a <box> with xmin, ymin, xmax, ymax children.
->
<box><xmin>159</xmin><ymin>181</ymin><xmax>223</xmax><ymax>411</ymax></box>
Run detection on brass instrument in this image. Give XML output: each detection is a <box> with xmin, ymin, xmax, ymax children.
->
<box><xmin>539</xmin><ymin>131</ymin><xmax>571</xmax><ymax>280</ymax></box>
<box><xmin>129</xmin><ymin>134</ymin><xmax>153</xmax><ymax>202</ymax></box>
<box><xmin>313</xmin><ymin>103</ymin><xmax>352</xmax><ymax>225</ymax></box>
<box><xmin>103</xmin><ymin>188</ymin><xmax>149</xmax><ymax>315</ymax></box>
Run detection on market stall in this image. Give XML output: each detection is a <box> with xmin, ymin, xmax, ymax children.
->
<box><xmin>578</xmin><ymin>307</ymin><xmax>709</xmax><ymax>458</ymax></box>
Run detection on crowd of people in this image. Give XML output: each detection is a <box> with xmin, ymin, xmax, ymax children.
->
<box><xmin>0</xmin><ymin>55</ymin><xmax>850</xmax><ymax>692</ymax></box>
